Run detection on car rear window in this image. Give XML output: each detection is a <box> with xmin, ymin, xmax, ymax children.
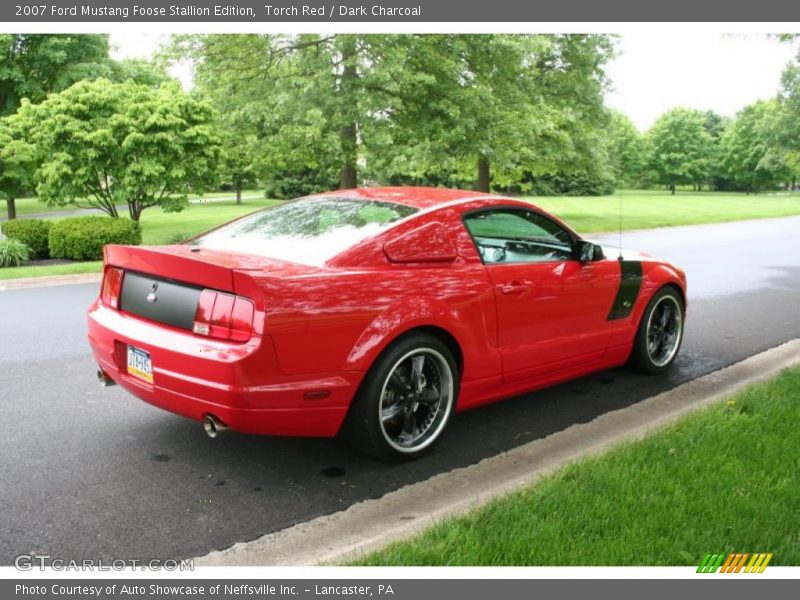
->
<box><xmin>190</xmin><ymin>196</ymin><xmax>418</xmax><ymax>266</ymax></box>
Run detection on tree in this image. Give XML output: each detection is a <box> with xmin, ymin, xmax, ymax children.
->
<box><xmin>383</xmin><ymin>35</ymin><xmax>561</xmax><ymax>193</ymax></box>
<box><xmin>173</xmin><ymin>34</ymin><xmax>615</xmax><ymax>195</ymax></box>
<box><xmin>0</xmin><ymin>34</ymin><xmax>112</xmax><ymax>116</ymax></box>
<box><xmin>0</xmin><ymin>114</ymin><xmax>35</xmax><ymax>219</ymax></box>
<box><xmin>370</xmin><ymin>34</ymin><xmax>615</xmax><ymax>193</ymax></box>
<box><xmin>720</xmin><ymin>101</ymin><xmax>788</xmax><ymax>193</ymax></box>
<box><xmin>109</xmin><ymin>58</ymin><xmax>170</xmax><ymax>87</ymax></box>
<box><xmin>219</xmin><ymin>127</ymin><xmax>260</xmax><ymax>204</ymax></box>
<box><xmin>646</xmin><ymin>108</ymin><xmax>714</xmax><ymax>194</ymax></box>
<box><xmin>21</xmin><ymin>78</ymin><xmax>221</xmax><ymax>221</ymax></box>
<box><xmin>770</xmin><ymin>61</ymin><xmax>800</xmax><ymax>185</ymax></box>
<box><xmin>173</xmin><ymin>34</ymin><xmax>413</xmax><ymax>191</ymax></box>
<box><xmin>699</xmin><ymin>110</ymin><xmax>730</xmax><ymax>190</ymax></box>
<box><xmin>606</xmin><ymin>110</ymin><xmax>646</xmax><ymax>187</ymax></box>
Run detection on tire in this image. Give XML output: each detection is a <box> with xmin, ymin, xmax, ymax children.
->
<box><xmin>342</xmin><ymin>332</ymin><xmax>459</xmax><ymax>461</ymax></box>
<box><xmin>628</xmin><ymin>286</ymin><xmax>685</xmax><ymax>374</ymax></box>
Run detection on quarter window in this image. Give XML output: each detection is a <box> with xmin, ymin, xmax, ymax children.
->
<box><xmin>464</xmin><ymin>209</ymin><xmax>574</xmax><ymax>264</ymax></box>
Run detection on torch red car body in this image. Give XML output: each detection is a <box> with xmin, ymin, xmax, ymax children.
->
<box><xmin>87</xmin><ymin>187</ymin><xmax>686</xmax><ymax>459</ymax></box>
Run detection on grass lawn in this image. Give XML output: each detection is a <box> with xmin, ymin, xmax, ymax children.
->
<box><xmin>0</xmin><ymin>261</ymin><xmax>103</xmax><ymax>280</ymax></box>
<box><xmin>355</xmin><ymin>367</ymin><xmax>800</xmax><ymax>566</ymax></box>
<box><xmin>530</xmin><ymin>189</ymin><xmax>800</xmax><ymax>233</ymax></box>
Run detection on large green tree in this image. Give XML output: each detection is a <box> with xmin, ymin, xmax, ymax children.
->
<box><xmin>772</xmin><ymin>62</ymin><xmax>800</xmax><ymax>183</ymax></box>
<box><xmin>173</xmin><ymin>34</ymin><xmax>614</xmax><ymax>194</ymax></box>
<box><xmin>174</xmin><ymin>34</ymin><xmax>412</xmax><ymax>191</ymax></box>
<box><xmin>378</xmin><ymin>35</ymin><xmax>563</xmax><ymax>192</ymax></box>
<box><xmin>647</xmin><ymin>108</ymin><xmax>715</xmax><ymax>194</ymax></box>
<box><xmin>366</xmin><ymin>35</ymin><xmax>615</xmax><ymax>193</ymax></box>
<box><xmin>720</xmin><ymin>100</ymin><xmax>788</xmax><ymax>193</ymax></box>
<box><xmin>20</xmin><ymin>78</ymin><xmax>221</xmax><ymax>221</ymax></box>
<box><xmin>0</xmin><ymin>34</ymin><xmax>112</xmax><ymax>116</ymax></box>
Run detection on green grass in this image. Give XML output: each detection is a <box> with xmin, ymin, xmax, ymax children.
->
<box><xmin>530</xmin><ymin>189</ymin><xmax>800</xmax><ymax>233</ymax></box>
<box><xmin>355</xmin><ymin>367</ymin><xmax>800</xmax><ymax>566</ymax></box>
<box><xmin>0</xmin><ymin>260</ymin><xmax>103</xmax><ymax>280</ymax></box>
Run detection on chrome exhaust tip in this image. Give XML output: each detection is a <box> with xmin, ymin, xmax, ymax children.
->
<box><xmin>96</xmin><ymin>369</ymin><xmax>116</xmax><ymax>387</ymax></box>
<box><xmin>203</xmin><ymin>415</ymin><xmax>229</xmax><ymax>439</ymax></box>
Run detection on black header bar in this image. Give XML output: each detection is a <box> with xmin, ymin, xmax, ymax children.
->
<box><xmin>4</xmin><ymin>0</ymin><xmax>800</xmax><ymax>23</ymax></box>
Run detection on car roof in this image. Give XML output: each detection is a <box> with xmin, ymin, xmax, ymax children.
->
<box><xmin>315</xmin><ymin>186</ymin><xmax>497</xmax><ymax>210</ymax></box>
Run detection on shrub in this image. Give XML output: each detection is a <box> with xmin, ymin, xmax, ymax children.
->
<box><xmin>1</xmin><ymin>219</ymin><xmax>52</xmax><ymax>258</ymax></box>
<box><xmin>166</xmin><ymin>231</ymin><xmax>197</xmax><ymax>245</ymax></box>
<box><xmin>0</xmin><ymin>238</ymin><xmax>32</xmax><ymax>268</ymax></box>
<box><xmin>263</xmin><ymin>166</ymin><xmax>341</xmax><ymax>199</ymax></box>
<box><xmin>49</xmin><ymin>217</ymin><xmax>141</xmax><ymax>261</ymax></box>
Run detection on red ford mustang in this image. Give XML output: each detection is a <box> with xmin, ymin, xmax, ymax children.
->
<box><xmin>87</xmin><ymin>187</ymin><xmax>686</xmax><ymax>460</ymax></box>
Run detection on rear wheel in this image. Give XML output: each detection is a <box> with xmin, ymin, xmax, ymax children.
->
<box><xmin>343</xmin><ymin>333</ymin><xmax>458</xmax><ymax>461</ymax></box>
<box><xmin>629</xmin><ymin>287</ymin><xmax>685</xmax><ymax>374</ymax></box>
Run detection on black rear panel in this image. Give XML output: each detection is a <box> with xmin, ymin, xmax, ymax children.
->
<box><xmin>119</xmin><ymin>272</ymin><xmax>202</xmax><ymax>330</ymax></box>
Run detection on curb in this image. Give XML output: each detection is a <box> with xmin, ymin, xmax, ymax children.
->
<box><xmin>0</xmin><ymin>272</ymin><xmax>101</xmax><ymax>291</ymax></box>
<box><xmin>195</xmin><ymin>339</ymin><xmax>800</xmax><ymax>566</ymax></box>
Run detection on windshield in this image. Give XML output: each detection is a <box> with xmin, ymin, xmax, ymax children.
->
<box><xmin>190</xmin><ymin>196</ymin><xmax>418</xmax><ymax>266</ymax></box>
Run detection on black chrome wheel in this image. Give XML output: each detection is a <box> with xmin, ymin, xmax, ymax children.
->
<box><xmin>646</xmin><ymin>295</ymin><xmax>683</xmax><ymax>368</ymax></box>
<box><xmin>629</xmin><ymin>287</ymin><xmax>685</xmax><ymax>374</ymax></box>
<box><xmin>342</xmin><ymin>332</ymin><xmax>458</xmax><ymax>461</ymax></box>
<box><xmin>378</xmin><ymin>348</ymin><xmax>454</xmax><ymax>454</ymax></box>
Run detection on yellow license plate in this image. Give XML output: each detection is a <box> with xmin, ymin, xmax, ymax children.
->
<box><xmin>127</xmin><ymin>346</ymin><xmax>153</xmax><ymax>383</ymax></box>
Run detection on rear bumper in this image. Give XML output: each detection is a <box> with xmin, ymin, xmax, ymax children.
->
<box><xmin>87</xmin><ymin>301</ymin><xmax>361</xmax><ymax>437</ymax></box>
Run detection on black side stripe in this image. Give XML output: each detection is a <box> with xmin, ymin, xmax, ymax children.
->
<box><xmin>607</xmin><ymin>260</ymin><xmax>642</xmax><ymax>321</ymax></box>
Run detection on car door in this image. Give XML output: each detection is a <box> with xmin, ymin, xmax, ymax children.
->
<box><xmin>463</xmin><ymin>207</ymin><xmax>620</xmax><ymax>384</ymax></box>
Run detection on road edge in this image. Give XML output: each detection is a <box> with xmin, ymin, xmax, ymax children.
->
<box><xmin>0</xmin><ymin>272</ymin><xmax>101</xmax><ymax>291</ymax></box>
<box><xmin>194</xmin><ymin>339</ymin><xmax>800</xmax><ymax>567</ymax></box>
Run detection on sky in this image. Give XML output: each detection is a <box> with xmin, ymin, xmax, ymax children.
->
<box><xmin>110</xmin><ymin>32</ymin><xmax>798</xmax><ymax>132</ymax></box>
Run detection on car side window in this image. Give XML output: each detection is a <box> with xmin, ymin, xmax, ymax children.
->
<box><xmin>464</xmin><ymin>209</ymin><xmax>574</xmax><ymax>264</ymax></box>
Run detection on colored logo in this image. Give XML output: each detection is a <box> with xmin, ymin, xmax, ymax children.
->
<box><xmin>697</xmin><ymin>553</ymin><xmax>773</xmax><ymax>573</ymax></box>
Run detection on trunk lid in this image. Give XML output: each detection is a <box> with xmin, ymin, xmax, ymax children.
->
<box><xmin>104</xmin><ymin>244</ymin><xmax>322</xmax><ymax>332</ymax></box>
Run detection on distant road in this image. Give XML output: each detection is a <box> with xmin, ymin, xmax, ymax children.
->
<box><xmin>0</xmin><ymin>194</ymin><xmax>264</xmax><ymax>222</ymax></box>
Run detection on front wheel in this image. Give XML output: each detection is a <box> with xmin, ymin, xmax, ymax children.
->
<box><xmin>629</xmin><ymin>287</ymin><xmax>685</xmax><ymax>374</ymax></box>
<box><xmin>342</xmin><ymin>333</ymin><xmax>458</xmax><ymax>461</ymax></box>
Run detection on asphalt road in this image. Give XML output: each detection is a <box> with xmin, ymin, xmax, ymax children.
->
<box><xmin>1</xmin><ymin>216</ymin><xmax>799</xmax><ymax>565</ymax></box>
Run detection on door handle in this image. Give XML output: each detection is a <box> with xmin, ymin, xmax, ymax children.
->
<box><xmin>500</xmin><ymin>281</ymin><xmax>530</xmax><ymax>295</ymax></box>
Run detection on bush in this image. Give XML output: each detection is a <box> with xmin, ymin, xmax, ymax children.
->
<box><xmin>263</xmin><ymin>167</ymin><xmax>341</xmax><ymax>199</ymax></box>
<box><xmin>527</xmin><ymin>172</ymin><xmax>616</xmax><ymax>196</ymax></box>
<box><xmin>166</xmin><ymin>231</ymin><xmax>197</xmax><ymax>245</ymax></box>
<box><xmin>0</xmin><ymin>238</ymin><xmax>32</xmax><ymax>268</ymax></box>
<box><xmin>49</xmin><ymin>216</ymin><xmax>141</xmax><ymax>261</ymax></box>
<box><xmin>1</xmin><ymin>219</ymin><xmax>52</xmax><ymax>258</ymax></box>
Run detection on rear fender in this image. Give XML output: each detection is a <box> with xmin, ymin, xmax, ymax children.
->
<box><xmin>344</xmin><ymin>295</ymin><xmax>499</xmax><ymax>381</ymax></box>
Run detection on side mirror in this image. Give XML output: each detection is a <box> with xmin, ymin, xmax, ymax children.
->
<box><xmin>577</xmin><ymin>240</ymin><xmax>604</xmax><ymax>263</ymax></box>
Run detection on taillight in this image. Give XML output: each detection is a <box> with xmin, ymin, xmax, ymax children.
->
<box><xmin>101</xmin><ymin>267</ymin><xmax>124</xmax><ymax>309</ymax></box>
<box><xmin>193</xmin><ymin>289</ymin><xmax>254</xmax><ymax>342</ymax></box>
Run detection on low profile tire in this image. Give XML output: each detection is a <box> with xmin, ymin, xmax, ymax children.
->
<box><xmin>342</xmin><ymin>332</ymin><xmax>459</xmax><ymax>461</ymax></box>
<box><xmin>629</xmin><ymin>286</ymin><xmax>685</xmax><ymax>374</ymax></box>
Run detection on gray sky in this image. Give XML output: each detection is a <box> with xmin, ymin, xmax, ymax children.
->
<box><xmin>110</xmin><ymin>32</ymin><xmax>798</xmax><ymax>131</ymax></box>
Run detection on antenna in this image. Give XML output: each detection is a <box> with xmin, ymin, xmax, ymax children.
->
<box><xmin>617</xmin><ymin>187</ymin><xmax>623</xmax><ymax>261</ymax></box>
